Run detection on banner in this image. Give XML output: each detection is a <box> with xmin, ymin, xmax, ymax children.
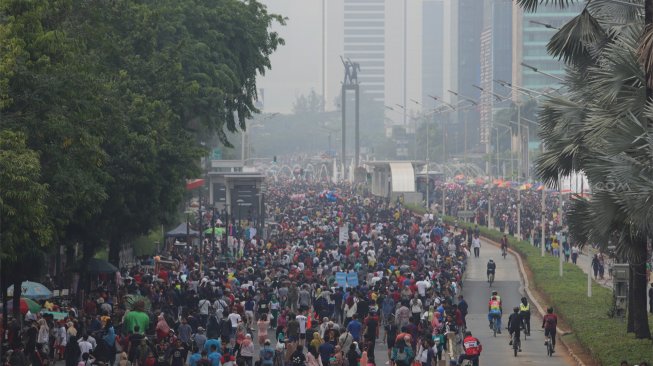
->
<box><xmin>335</xmin><ymin>272</ymin><xmax>347</xmax><ymax>288</ymax></box>
<box><xmin>339</xmin><ymin>225</ymin><xmax>349</xmax><ymax>244</ymax></box>
<box><xmin>346</xmin><ymin>272</ymin><xmax>359</xmax><ymax>287</ymax></box>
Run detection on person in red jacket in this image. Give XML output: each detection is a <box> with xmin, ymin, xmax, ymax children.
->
<box><xmin>457</xmin><ymin>331</ymin><xmax>482</xmax><ymax>366</ymax></box>
<box><xmin>542</xmin><ymin>307</ymin><xmax>558</xmax><ymax>352</ymax></box>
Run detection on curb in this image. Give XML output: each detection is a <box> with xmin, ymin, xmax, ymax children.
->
<box><xmin>482</xmin><ymin>236</ymin><xmax>587</xmax><ymax>366</ymax></box>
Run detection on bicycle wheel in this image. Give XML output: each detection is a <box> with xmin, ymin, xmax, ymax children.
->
<box><xmin>493</xmin><ymin>319</ymin><xmax>497</xmax><ymax>337</ymax></box>
<box><xmin>547</xmin><ymin>339</ymin><xmax>553</xmax><ymax>356</ymax></box>
<box><xmin>514</xmin><ymin>341</ymin><xmax>518</xmax><ymax>357</ymax></box>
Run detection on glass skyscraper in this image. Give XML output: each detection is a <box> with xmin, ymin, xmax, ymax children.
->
<box><xmin>343</xmin><ymin>0</ymin><xmax>385</xmax><ymax>106</ymax></box>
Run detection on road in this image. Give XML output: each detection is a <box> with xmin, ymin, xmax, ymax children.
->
<box><xmin>461</xmin><ymin>240</ymin><xmax>573</xmax><ymax>365</ymax></box>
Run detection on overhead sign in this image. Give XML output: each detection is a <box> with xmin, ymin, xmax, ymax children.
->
<box><xmin>212</xmin><ymin>148</ymin><xmax>222</xmax><ymax>160</ymax></box>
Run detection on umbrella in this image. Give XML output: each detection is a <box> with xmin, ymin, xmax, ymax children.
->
<box><xmin>7</xmin><ymin>281</ymin><xmax>52</xmax><ymax>300</ymax></box>
<box><xmin>1</xmin><ymin>298</ymin><xmax>41</xmax><ymax>315</ymax></box>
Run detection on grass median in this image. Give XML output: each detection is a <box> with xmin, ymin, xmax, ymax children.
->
<box><xmin>441</xmin><ymin>216</ymin><xmax>652</xmax><ymax>365</ymax></box>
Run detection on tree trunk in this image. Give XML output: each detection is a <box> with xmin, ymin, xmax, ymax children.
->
<box><xmin>627</xmin><ymin>265</ymin><xmax>635</xmax><ymax>332</ymax></box>
<box><xmin>11</xmin><ymin>277</ymin><xmax>21</xmax><ymax>323</ymax></box>
<box><xmin>1</xmin><ymin>264</ymin><xmax>7</xmax><ymax>356</ymax></box>
<box><xmin>630</xmin><ymin>238</ymin><xmax>651</xmax><ymax>339</ymax></box>
<box><xmin>108</xmin><ymin>237</ymin><xmax>121</xmax><ymax>267</ymax></box>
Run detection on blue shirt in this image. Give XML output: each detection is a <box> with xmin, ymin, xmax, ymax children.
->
<box><xmin>189</xmin><ymin>353</ymin><xmax>202</xmax><ymax>366</ymax></box>
<box><xmin>208</xmin><ymin>351</ymin><xmax>222</xmax><ymax>366</ymax></box>
<box><xmin>204</xmin><ymin>339</ymin><xmax>221</xmax><ymax>353</ymax></box>
<box><xmin>347</xmin><ymin>320</ymin><xmax>363</xmax><ymax>341</ymax></box>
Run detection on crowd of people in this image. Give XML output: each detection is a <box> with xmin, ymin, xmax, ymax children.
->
<box><xmin>432</xmin><ymin>182</ymin><xmax>619</xmax><ymax>274</ymax></box>
<box><xmin>2</xmin><ymin>180</ymin><xmax>487</xmax><ymax>366</ymax></box>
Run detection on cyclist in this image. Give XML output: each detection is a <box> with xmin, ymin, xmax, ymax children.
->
<box><xmin>542</xmin><ymin>307</ymin><xmax>558</xmax><ymax>353</ymax></box>
<box><xmin>486</xmin><ymin>259</ymin><xmax>496</xmax><ymax>283</ymax></box>
<box><xmin>487</xmin><ymin>296</ymin><xmax>502</xmax><ymax>333</ymax></box>
<box><xmin>519</xmin><ymin>297</ymin><xmax>531</xmax><ymax>335</ymax></box>
<box><xmin>457</xmin><ymin>331</ymin><xmax>482</xmax><ymax>366</ymax></box>
<box><xmin>489</xmin><ymin>290</ymin><xmax>501</xmax><ymax>304</ymax></box>
<box><xmin>507</xmin><ymin>307</ymin><xmax>522</xmax><ymax>352</ymax></box>
<box><xmin>500</xmin><ymin>235</ymin><xmax>508</xmax><ymax>256</ymax></box>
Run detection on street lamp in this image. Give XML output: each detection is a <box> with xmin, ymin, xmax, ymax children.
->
<box><xmin>521</xmin><ymin>62</ymin><xmax>565</xmax><ymax>82</ymax></box>
<box><xmin>447</xmin><ymin>90</ymin><xmax>479</xmax><ymax>164</ymax></box>
<box><xmin>473</xmin><ymin>84</ymin><xmax>512</xmax><ymax>176</ymax></box>
<box><xmin>528</xmin><ymin>20</ymin><xmax>559</xmax><ymax>29</ymax></box>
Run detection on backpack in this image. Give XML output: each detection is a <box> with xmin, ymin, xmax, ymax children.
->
<box><xmin>394</xmin><ymin>349</ymin><xmax>408</xmax><ymax>363</ymax></box>
<box><xmin>263</xmin><ymin>349</ymin><xmax>274</xmax><ymax>361</ymax></box>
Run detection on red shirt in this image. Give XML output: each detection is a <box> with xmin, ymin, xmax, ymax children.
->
<box><xmin>542</xmin><ymin>314</ymin><xmax>558</xmax><ymax>330</ymax></box>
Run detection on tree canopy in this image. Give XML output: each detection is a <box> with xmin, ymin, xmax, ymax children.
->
<box><xmin>0</xmin><ymin>0</ymin><xmax>284</xmax><ymax>273</ymax></box>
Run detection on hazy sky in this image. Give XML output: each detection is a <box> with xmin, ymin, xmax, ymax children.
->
<box><xmin>257</xmin><ymin>0</ymin><xmax>425</xmax><ymax>117</ymax></box>
<box><xmin>257</xmin><ymin>0</ymin><xmax>324</xmax><ymax>114</ymax></box>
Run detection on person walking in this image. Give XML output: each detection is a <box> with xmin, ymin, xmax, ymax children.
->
<box><xmin>472</xmin><ymin>235</ymin><xmax>481</xmax><ymax>258</ymax></box>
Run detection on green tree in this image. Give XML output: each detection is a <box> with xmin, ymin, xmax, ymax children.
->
<box><xmin>0</xmin><ymin>130</ymin><xmax>51</xmax><ymax>319</ymax></box>
<box><xmin>522</xmin><ymin>0</ymin><xmax>652</xmax><ymax>339</ymax></box>
<box><xmin>293</xmin><ymin>89</ymin><xmax>325</xmax><ymax>114</ymax></box>
<box><xmin>1</xmin><ymin>0</ymin><xmax>285</xmax><ymax>284</ymax></box>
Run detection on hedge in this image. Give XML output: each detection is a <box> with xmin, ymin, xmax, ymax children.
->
<box><xmin>443</xmin><ymin>216</ymin><xmax>652</xmax><ymax>365</ymax></box>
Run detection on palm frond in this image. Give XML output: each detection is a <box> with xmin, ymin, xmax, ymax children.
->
<box><xmin>516</xmin><ymin>0</ymin><xmax>580</xmax><ymax>12</ymax></box>
<box><xmin>548</xmin><ymin>9</ymin><xmax>608</xmax><ymax>66</ymax></box>
<box><xmin>587</xmin><ymin>0</ymin><xmax>643</xmax><ymax>25</ymax></box>
<box><xmin>637</xmin><ymin>23</ymin><xmax>653</xmax><ymax>88</ymax></box>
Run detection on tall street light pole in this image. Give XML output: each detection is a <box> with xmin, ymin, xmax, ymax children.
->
<box><xmin>447</xmin><ymin>90</ymin><xmax>479</xmax><ymax>165</ymax></box>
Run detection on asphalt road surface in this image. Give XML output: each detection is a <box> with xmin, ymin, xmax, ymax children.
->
<box><xmin>462</xmin><ymin>240</ymin><xmax>573</xmax><ymax>366</ymax></box>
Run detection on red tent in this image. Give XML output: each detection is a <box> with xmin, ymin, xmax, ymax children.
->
<box><xmin>186</xmin><ymin>179</ymin><xmax>205</xmax><ymax>190</ymax></box>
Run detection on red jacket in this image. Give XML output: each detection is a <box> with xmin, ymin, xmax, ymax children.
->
<box><xmin>462</xmin><ymin>336</ymin><xmax>482</xmax><ymax>356</ymax></box>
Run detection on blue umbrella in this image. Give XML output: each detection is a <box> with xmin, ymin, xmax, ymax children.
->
<box><xmin>7</xmin><ymin>281</ymin><xmax>52</xmax><ymax>300</ymax></box>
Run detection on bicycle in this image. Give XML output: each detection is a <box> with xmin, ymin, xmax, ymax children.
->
<box><xmin>502</xmin><ymin>247</ymin><xmax>507</xmax><ymax>259</ymax></box>
<box><xmin>520</xmin><ymin>314</ymin><xmax>530</xmax><ymax>339</ymax></box>
<box><xmin>544</xmin><ymin>335</ymin><xmax>554</xmax><ymax>356</ymax></box>
<box><xmin>512</xmin><ymin>332</ymin><xmax>521</xmax><ymax>357</ymax></box>
<box><xmin>490</xmin><ymin>315</ymin><xmax>500</xmax><ymax>337</ymax></box>
<box><xmin>488</xmin><ymin>272</ymin><xmax>495</xmax><ymax>287</ymax></box>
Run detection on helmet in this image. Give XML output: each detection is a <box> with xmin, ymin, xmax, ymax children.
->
<box><xmin>513</xmin><ymin>307</ymin><xmax>519</xmax><ymax>313</ymax></box>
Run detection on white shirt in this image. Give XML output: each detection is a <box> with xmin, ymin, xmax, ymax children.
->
<box><xmin>198</xmin><ymin>299</ymin><xmax>211</xmax><ymax>315</ymax></box>
<box><xmin>416</xmin><ymin>280</ymin><xmax>431</xmax><ymax>296</ymax></box>
<box><xmin>78</xmin><ymin>340</ymin><xmax>93</xmax><ymax>355</ymax></box>
<box><xmin>228</xmin><ymin>313</ymin><xmax>242</xmax><ymax>328</ymax></box>
<box><xmin>472</xmin><ymin>238</ymin><xmax>481</xmax><ymax>248</ymax></box>
<box><xmin>296</xmin><ymin>315</ymin><xmax>308</xmax><ymax>333</ymax></box>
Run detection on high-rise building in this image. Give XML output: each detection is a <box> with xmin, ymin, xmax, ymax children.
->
<box><xmin>343</xmin><ymin>0</ymin><xmax>385</xmax><ymax>108</ymax></box>
<box><xmin>421</xmin><ymin>0</ymin><xmax>445</xmax><ymax>111</ymax></box>
<box><xmin>513</xmin><ymin>2</ymin><xmax>584</xmax><ymax>93</ymax></box>
<box><xmin>453</xmin><ymin>0</ymin><xmax>484</xmax><ymax>156</ymax></box>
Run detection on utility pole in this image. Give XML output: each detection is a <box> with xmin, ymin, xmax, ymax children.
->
<box><xmin>517</xmin><ymin>102</ymin><xmax>522</xmax><ymax>180</ymax></box>
<box><xmin>426</xmin><ymin>123</ymin><xmax>430</xmax><ymax>212</ymax></box>
<box><xmin>322</xmin><ymin>0</ymin><xmax>327</xmax><ymax>111</ymax></box>
<box><xmin>517</xmin><ymin>188</ymin><xmax>521</xmax><ymax>239</ymax></box>
<box><xmin>403</xmin><ymin>0</ymin><xmax>407</xmax><ymax>126</ymax></box>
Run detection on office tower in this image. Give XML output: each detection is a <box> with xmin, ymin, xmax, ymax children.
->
<box><xmin>454</xmin><ymin>0</ymin><xmax>484</xmax><ymax>157</ymax></box>
<box><xmin>343</xmin><ymin>0</ymin><xmax>385</xmax><ymax>109</ymax></box>
<box><xmin>513</xmin><ymin>2</ymin><xmax>584</xmax><ymax>92</ymax></box>
<box><xmin>421</xmin><ymin>0</ymin><xmax>445</xmax><ymax>112</ymax></box>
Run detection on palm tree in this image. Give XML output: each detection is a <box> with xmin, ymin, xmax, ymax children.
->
<box><xmin>520</xmin><ymin>0</ymin><xmax>652</xmax><ymax>338</ymax></box>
